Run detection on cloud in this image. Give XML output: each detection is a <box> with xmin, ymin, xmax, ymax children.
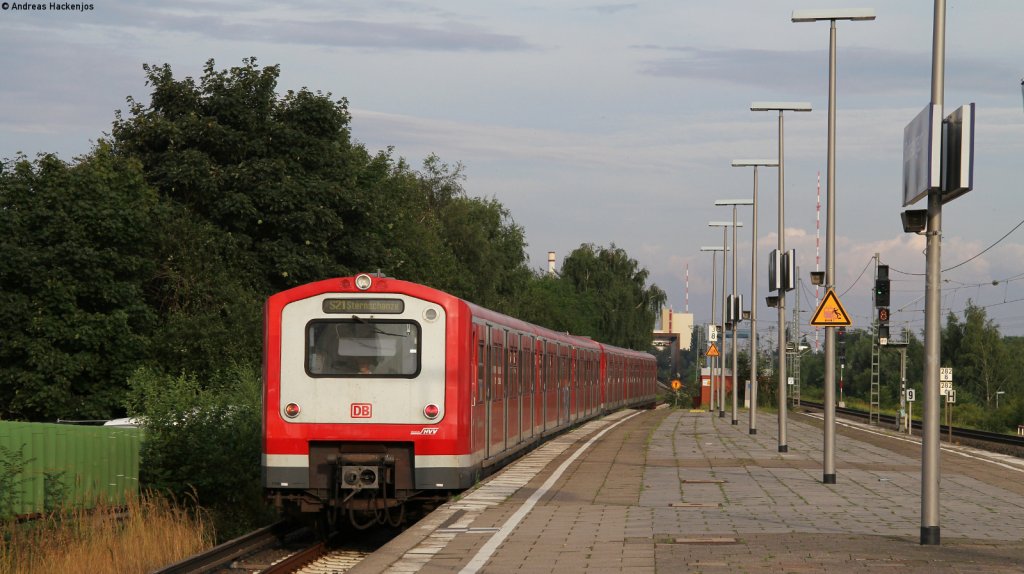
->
<box><xmin>103</xmin><ymin>2</ymin><xmax>534</xmax><ymax>52</ymax></box>
<box><xmin>580</xmin><ymin>3</ymin><xmax>639</xmax><ymax>15</ymax></box>
<box><xmin>635</xmin><ymin>45</ymin><xmax>1017</xmax><ymax>99</ymax></box>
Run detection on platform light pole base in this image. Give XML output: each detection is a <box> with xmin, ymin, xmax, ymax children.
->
<box><xmin>778</xmin><ymin>445</ymin><xmax>788</xmax><ymax>453</ymax></box>
<box><xmin>823</xmin><ymin>473</ymin><xmax>836</xmax><ymax>484</ymax></box>
<box><xmin>921</xmin><ymin>526</ymin><xmax>940</xmax><ymax>545</ymax></box>
<box><xmin>732</xmin><ymin>420</ymin><xmax>738</xmax><ymax>425</ymax></box>
<box><xmin>749</xmin><ymin>429</ymin><xmax>757</xmax><ymax>435</ymax></box>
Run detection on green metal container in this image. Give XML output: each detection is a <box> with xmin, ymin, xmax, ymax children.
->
<box><xmin>0</xmin><ymin>420</ymin><xmax>141</xmax><ymax>517</ymax></box>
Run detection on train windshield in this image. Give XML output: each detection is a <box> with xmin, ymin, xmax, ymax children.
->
<box><xmin>306</xmin><ymin>320</ymin><xmax>420</xmax><ymax>377</ymax></box>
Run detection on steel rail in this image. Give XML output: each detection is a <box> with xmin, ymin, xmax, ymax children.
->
<box><xmin>799</xmin><ymin>400</ymin><xmax>1024</xmax><ymax>448</ymax></box>
<box><xmin>150</xmin><ymin>520</ymin><xmax>297</xmax><ymax>574</ymax></box>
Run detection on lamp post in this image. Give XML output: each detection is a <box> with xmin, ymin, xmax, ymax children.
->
<box><xmin>751</xmin><ymin>101</ymin><xmax>811</xmax><ymax>453</ymax></box>
<box><xmin>701</xmin><ymin>246</ymin><xmax>727</xmax><ymax>413</ymax></box>
<box><xmin>709</xmin><ymin>221</ymin><xmax>741</xmax><ymax>418</ymax></box>
<box><xmin>793</xmin><ymin>3</ymin><xmax>876</xmax><ymax>487</ymax></box>
<box><xmin>715</xmin><ymin>199</ymin><xmax>753</xmax><ymax>425</ymax></box>
<box><xmin>920</xmin><ymin>0</ymin><xmax>945</xmax><ymax>546</ymax></box>
<box><xmin>731</xmin><ymin>159</ymin><xmax>778</xmax><ymax>434</ymax></box>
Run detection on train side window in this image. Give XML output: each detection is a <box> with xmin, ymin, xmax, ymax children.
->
<box><xmin>305</xmin><ymin>319</ymin><xmax>420</xmax><ymax>378</ymax></box>
<box><xmin>508</xmin><ymin>342</ymin><xmax>518</xmax><ymax>399</ymax></box>
<box><xmin>478</xmin><ymin>339</ymin><xmax>485</xmax><ymax>401</ymax></box>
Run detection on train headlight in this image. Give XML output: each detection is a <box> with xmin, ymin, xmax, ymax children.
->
<box><xmin>423</xmin><ymin>403</ymin><xmax>440</xmax><ymax>419</ymax></box>
<box><xmin>284</xmin><ymin>403</ymin><xmax>301</xmax><ymax>418</ymax></box>
<box><xmin>355</xmin><ymin>274</ymin><xmax>373</xmax><ymax>291</ymax></box>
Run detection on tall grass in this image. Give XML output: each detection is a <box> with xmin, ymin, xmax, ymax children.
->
<box><xmin>0</xmin><ymin>492</ymin><xmax>213</xmax><ymax>574</ymax></box>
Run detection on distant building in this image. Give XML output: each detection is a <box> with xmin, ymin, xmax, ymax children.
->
<box><xmin>652</xmin><ymin>308</ymin><xmax>693</xmax><ymax>377</ymax></box>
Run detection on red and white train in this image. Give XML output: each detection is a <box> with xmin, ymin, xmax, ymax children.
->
<box><xmin>262</xmin><ymin>274</ymin><xmax>657</xmax><ymax>527</ymax></box>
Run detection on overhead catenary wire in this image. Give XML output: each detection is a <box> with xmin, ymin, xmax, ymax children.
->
<box><xmin>838</xmin><ymin>256</ymin><xmax>874</xmax><ymax>298</ymax></box>
<box><xmin>889</xmin><ymin>215</ymin><xmax>1024</xmax><ymax>276</ymax></box>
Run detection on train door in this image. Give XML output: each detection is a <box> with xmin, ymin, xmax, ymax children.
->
<box><xmin>540</xmin><ymin>337</ymin><xmax>548</xmax><ymax>431</ymax></box>
<box><xmin>507</xmin><ymin>333</ymin><xmax>521</xmax><ymax>448</ymax></box>
<box><xmin>609</xmin><ymin>355</ymin><xmax>618</xmax><ymax>408</ymax></box>
<box><xmin>569</xmin><ymin>347</ymin><xmax>578</xmax><ymax>422</ymax></box>
<box><xmin>546</xmin><ymin>342</ymin><xmax>557</xmax><ymax>430</ymax></box>
<box><xmin>573</xmin><ymin>347</ymin><xmax>581</xmax><ymax>423</ymax></box>
<box><xmin>589</xmin><ymin>352</ymin><xmax>597</xmax><ymax>415</ymax></box>
<box><xmin>583</xmin><ymin>351</ymin><xmax>592</xmax><ymax>417</ymax></box>
<box><xmin>558</xmin><ymin>346</ymin><xmax>569</xmax><ymax>426</ymax></box>
<box><xmin>523</xmin><ymin>335</ymin><xmax>534</xmax><ymax>441</ymax></box>
<box><xmin>489</xmin><ymin>327</ymin><xmax>506</xmax><ymax>457</ymax></box>
<box><xmin>474</xmin><ymin>325</ymin><xmax>486</xmax><ymax>456</ymax></box>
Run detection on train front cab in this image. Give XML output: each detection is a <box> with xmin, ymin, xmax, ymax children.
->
<box><xmin>262</xmin><ymin>277</ymin><xmax>472</xmax><ymax>519</ymax></box>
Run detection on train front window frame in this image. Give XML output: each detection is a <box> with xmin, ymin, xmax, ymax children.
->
<box><xmin>305</xmin><ymin>319</ymin><xmax>421</xmax><ymax>378</ymax></box>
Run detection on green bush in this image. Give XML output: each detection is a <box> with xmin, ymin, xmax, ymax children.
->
<box><xmin>124</xmin><ymin>364</ymin><xmax>274</xmax><ymax>541</ymax></box>
<box><xmin>0</xmin><ymin>444</ymin><xmax>30</xmax><ymax>520</ymax></box>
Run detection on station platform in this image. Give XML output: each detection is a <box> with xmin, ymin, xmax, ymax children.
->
<box><xmin>350</xmin><ymin>405</ymin><xmax>1024</xmax><ymax>573</ymax></box>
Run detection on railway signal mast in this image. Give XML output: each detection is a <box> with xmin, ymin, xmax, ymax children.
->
<box><xmin>900</xmin><ymin>0</ymin><xmax>976</xmax><ymax>546</ymax></box>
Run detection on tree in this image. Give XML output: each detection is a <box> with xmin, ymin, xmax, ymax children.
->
<box><xmin>513</xmin><ymin>273</ymin><xmax>599</xmax><ymax>337</ymax></box>
<box><xmin>437</xmin><ymin>196</ymin><xmax>532</xmax><ymax>311</ymax></box>
<box><xmin>111</xmin><ymin>58</ymin><xmax>359</xmax><ymax>292</ymax></box>
<box><xmin>559</xmin><ymin>244</ymin><xmax>666</xmax><ymax>349</ymax></box>
<box><xmin>124</xmin><ymin>365</ymin><xmax>273</xmax><ymax>540</ymax></box>
<box><xmin>0</xmin><ymin>149</ymin><xmax>159</xmax><ymax>420</ymax></box>
<box><xmin>951</xmin><ymin>302</ymin><xmax>1010</xmax><ymax>406</ymax></box>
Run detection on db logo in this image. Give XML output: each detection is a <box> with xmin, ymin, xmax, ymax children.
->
<box><xmin>350</xmin><ymin>403</ymin><xmax>372</xmax><ymax>418</ymax></box>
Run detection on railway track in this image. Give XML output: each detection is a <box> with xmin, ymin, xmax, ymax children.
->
<box><xmin>151</xmin><ymin>520</ymin><xmax>389</xmax><ymax>574</ymax></box>
<box><xmin>798</xmin><ymin>400</ymin><xmax>1024</xmax><ymax>453</ymax></box>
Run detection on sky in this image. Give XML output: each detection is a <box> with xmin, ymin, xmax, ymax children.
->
<box><xmin>2</xmin><ymin>0</ymin><xmax>1024</xmax><ymax>341</ymax></box>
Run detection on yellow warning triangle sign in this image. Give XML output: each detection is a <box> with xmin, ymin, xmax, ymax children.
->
<box><xmin>810</xmin><ymin>288</ymin><xmax>852</xmax><ymax>326</ymax></box>
<box><xmin>706</xmin><ymin>343</ymin><xmax>720</xmax><ymax>357</ymax></box>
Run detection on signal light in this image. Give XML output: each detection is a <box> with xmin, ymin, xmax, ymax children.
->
<box><xmin>874</xmin><ymin>279</ymin><xmax>890</xmax><ymax>307</ymax></box>
<box><xmin>875</xmin><ymin>265</ymin><xmax>890</xmax><ymax>307</ymax></box>
<box><xmin>284</xmin><ymin>403</ymin><xmax>301</xmax><ymax>418</ymax></box>
<box><xmin>878</xmin><ymin>307</ymin><xmax>890</xmax><ymax>324</ymax></box>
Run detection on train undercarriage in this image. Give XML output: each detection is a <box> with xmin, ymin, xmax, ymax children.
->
<box><xmin>269</xmin><ymin>441</ymin><xmax>450</xmax><ymax>530</ymax></box>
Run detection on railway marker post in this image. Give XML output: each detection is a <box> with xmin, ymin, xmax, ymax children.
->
<box><xmin>907</xmin><ymin>388</ymin><xmax>915</xmax><ymax>435</ymax></box>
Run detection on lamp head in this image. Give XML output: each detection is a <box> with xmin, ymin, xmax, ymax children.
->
<box><xmin>732</xmin><ymin>159</ymin><xmax>779</xmax><ymax>168</ymax></box>
<box><xmin>901</xmin><ymin>209</ymin><xmax>927</xmax><ymax>233</ymax></box>
<box><xmin>792</xmin><ymin>8</ymin><xmax>876</xmax><ymax>22</ymax></box>
<box><xmin>751</xmin><ymin>101</ymin><xmax>812</xmax><ymax>112</ymax></box>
